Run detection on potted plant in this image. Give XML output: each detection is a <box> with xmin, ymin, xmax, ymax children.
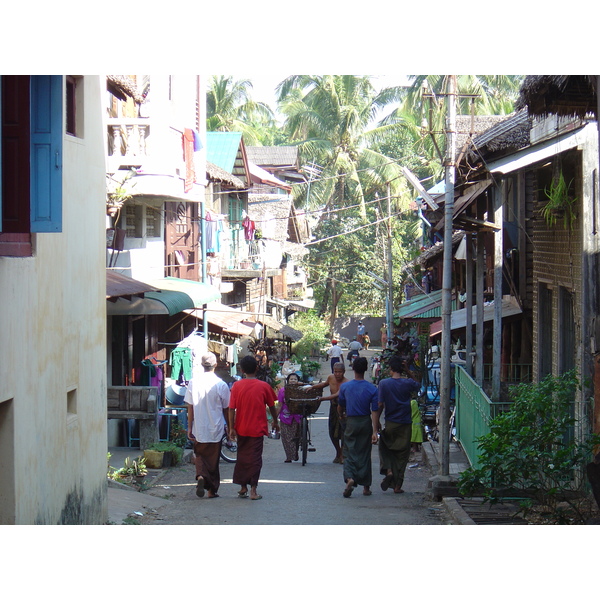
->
<box><xmin>123</xmin><ymin>456</ymin><xmax>148</xmax><ymax>484</ymax></box>
<box><xmin>143</xmin><ymin>448</ymin><xmax>165</xmax><ymax>469</ymax></box>
<box><xmin>147</xmin><ymin>441</ymin><xmax>183</xmax><ymax>467</ymax></box>
<box><xmin>541</xmin><ymin>170</ymin><xmax>577</xmax><ymax>229</ymax></box>
<box><xmin>106</xmin><ymin>168</ymin><xmax>137</xmax><ymax>221</ymax></box>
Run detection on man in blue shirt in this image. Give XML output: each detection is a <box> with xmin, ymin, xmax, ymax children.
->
<box><xmin>338</xmin><ymin>357</ymin><xmax>378</xmax><ymax>497</ymax></box>
<box><xmin>372</xmin><ymin>355</ymin><xmax>421</xmax><ymax>494</ymax></box>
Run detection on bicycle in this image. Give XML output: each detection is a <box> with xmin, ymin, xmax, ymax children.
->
<box><xmin>285</xmin><ymin>386</ymin><xmax>322</xmax><ymax>466</ymax></box>
<box><xmin>220</xmin><ymin>425</ymin><xmax>237</xmax><ymax>463</ymax></box>
<box><xmin>296</xmin><ymin>401</ymin><xmax>318</xmax><ymax>466</ymax></box>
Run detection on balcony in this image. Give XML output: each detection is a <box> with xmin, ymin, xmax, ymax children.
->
<box><xmin>107</xmin><ymin>118</ymin><xmax>150</xmax><ymax>172</ymax></box>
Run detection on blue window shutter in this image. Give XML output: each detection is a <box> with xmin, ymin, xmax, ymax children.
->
<box><xmin>30</xmin><ymin>75</ymin><xmax>62</xmax><ymax>232</ymax></box>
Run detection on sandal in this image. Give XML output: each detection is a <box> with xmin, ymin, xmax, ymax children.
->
<box><xmin>380</xmin><ymin>473</ymin><xmax>393</xmax><ymax>492</ymax></box>
<box><xmin>196</xmin><ymin>476</ymin><xmax>205</xmax><ymax>498</ymax></box>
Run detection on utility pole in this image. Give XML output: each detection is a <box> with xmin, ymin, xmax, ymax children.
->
<box><xmin>386</xmin><ymin>182</ymin><xmax>393</xmax><ymax>342</ymax></box>
<box><xmin>439</xmin><ymin>75</ymin><xmax>457</xmax><ymax>478</ymax></box>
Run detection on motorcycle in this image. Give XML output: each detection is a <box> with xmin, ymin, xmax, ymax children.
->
<box><xmin>418</xmin><ymin>355</ymin><xmax>455</xmax><ymax>441</ymax></box>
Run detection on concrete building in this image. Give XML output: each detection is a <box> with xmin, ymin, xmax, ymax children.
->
<box><xmin>0</xmin><ymin>75</ymin><xmax>108</xmax><ymax>524</ymax></box>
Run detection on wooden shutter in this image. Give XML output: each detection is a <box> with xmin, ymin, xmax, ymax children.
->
<box><xmin>30</xmin><ymin>75</ymin><xmax>62</xmax><ymax>232</ymax></box>
<box><xmin>1</xmin><ymin>76</ymin><xmax>30</xmax><ymax>233</ymax></box>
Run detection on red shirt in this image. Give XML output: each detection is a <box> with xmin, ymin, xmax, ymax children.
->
<box><xmin>230</xmin><ymin>377</ymin><xmax>277</xmax><ymax>437</ymax></box>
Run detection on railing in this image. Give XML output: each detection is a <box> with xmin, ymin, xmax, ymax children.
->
<box><xmin>483</xmin><ymin>363</ymin><xmax>532</xmax><ymax>383</ymax></box>
<box><xmin>455</xmin><ymin>366</ymin><xmax>513</xmax><ymax>470</ymax></box>
<box><xmin>107</xmin><ymin>118</ymin><xmax>150</xmax><ymax>160</ymax></box>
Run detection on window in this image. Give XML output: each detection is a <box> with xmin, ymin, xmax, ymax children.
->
<box><xmin>1</xmin><ymin>75</ymin><xmax>63</xmax><ymax>256</ymax></box>
<box><xmin>558</xmin><ymin>286</ymin><xmax>575</xmax><ymax>374</ymax></box>
<box><xmin>538</xmin><ymin>283</ymin><xmax>553</xmax><ymax>379</ymax></box>
<box><xmin>65</xmin><ymin>76</ymin><xmax>83</xmax><ymax>137</ymax></box>
<box><xmin>125</xmin><ymin>204</ymin><xmax>162</xmax><ymax>239</ymax></box>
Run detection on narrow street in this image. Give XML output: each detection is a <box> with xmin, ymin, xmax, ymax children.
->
<box><xmin>136</xmin><ymin>348</ymin><xmax>451</xmax><ymax>525</ymax></box>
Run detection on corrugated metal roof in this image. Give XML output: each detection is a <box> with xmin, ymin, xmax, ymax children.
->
<box><xmin>106</xmin><ymin>271</ymin><xmax>158</xmax><ymax>299</ymax></box>
<box><xmin>397</xmin><ymin>289</ymin><xmax>458</xmax><ymax>320</ymax></box>
<box><xmin>249</xmin><ymin>162</ymin><xmax>291</xmax><ymax>191</ymax></box>
<box><xmin>206</xmin><ymin>132</ymin><xmax>243</xmax><ymax>174</ymax></box>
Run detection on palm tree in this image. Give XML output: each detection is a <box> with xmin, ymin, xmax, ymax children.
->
<box><xmin>206</xmin><ymin>76</ymin><xmax>276</xmax><ymax>146</ymax></box>
<box><xmin>405</xmin><ymin>75</ymin><xmax>524</xmax><ymax>115</ymax></box>
<box><xmin>277</xmin><ymin>75</ymin><xmax>408</xmax><ymax>220</ymax></box>
<box><xmin>276</xmin><ymin>75</ymin><xmax>420</xmax><ymax>328</ymax></box>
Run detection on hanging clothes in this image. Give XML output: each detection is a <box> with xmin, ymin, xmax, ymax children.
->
<box><xmin>228</xmin><ymin>340</ymin><xmax>240</xmax><ymax>377</ymax></box>
<box><xmin>215</xmin><ymin>216</ymin><xmax>223</xmax><ymax>253</ymax></box>
<box><xmin>169</xmin><ymin>346</ymin><xmax>193</xmax><ymax>383</ymax></box>
<box><xmin>205</xmin><ymin>210</ymin><xmax>217</xmax><ymax>253</ymax></box>
<box><xmin>242</xmin><ymin>216</ymin><xmax>255</xmax><ymax>241</ymax></box>
<box><xmin>183</xmin><ymin>128</ymin><xmax>195</xmax><ymax>193</ymax></box>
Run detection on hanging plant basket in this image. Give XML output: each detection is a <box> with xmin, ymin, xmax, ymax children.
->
<box><xmin>541</xmin><ymin>170</ymin><xmax>577</xmax><ymax>230</ymax></box>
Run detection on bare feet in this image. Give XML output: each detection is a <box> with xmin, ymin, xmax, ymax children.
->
<box><xmin>195</xmin><ymin>476</ymin><xmax>205</xmax><ymax>497</ymax></box>
<box><xmin>393</xmin><ymin>487</ymin><xmax>404</xmax><ymax>494</ymax></box>
<box><xmin>250</xmin><ymin>486</ymin><xmax>262</xmax><ymax>500</ymax></box>
<box><xmin>363</xmin><ymin>486</ymin><xmax>372</xmax><ymax>496</ymax></box>
<box><xmin>343</xmin><ymin>478</ymin><xmax>354</xmax><ymax>498</ymax></box>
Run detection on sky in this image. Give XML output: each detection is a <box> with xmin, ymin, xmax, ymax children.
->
<box><xmin>231</xmin><ymin>74</ymin><xmax>413</xmax><ymax>125</ymax></box>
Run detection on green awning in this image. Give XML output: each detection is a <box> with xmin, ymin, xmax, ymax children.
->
<box><xmin>398</xmin><ymin>290</ymin><xmax>443</xmax><ymax>320</ymax></box>
<box><xmin>146</xmin><ymin>277</ymin><xmax>221</xmax><ymax>308</ymax></box>
<box><xmin>397</xmin><ymin>289</ymin><xmax>459</xmax><ymax>321</ymax></box>
<box><xmin>145</xmin><ymin>290</ymin><xmax>196</xmax><ymax>315</ymax></box>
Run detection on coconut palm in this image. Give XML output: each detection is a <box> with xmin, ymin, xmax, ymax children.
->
<box><xmin>206</xmin><ymin>76</ymin><xmax>276</xmax><ymax>146</ymax></box>
<box><xmin>405</xmin><ymin>75</ymin><xmax>524</xmax><ymax>115</ymax></box>
<box><xmin>276</xmin><ymin>75</ymin><xmax>409</xmax><ymax>219</ymax></box>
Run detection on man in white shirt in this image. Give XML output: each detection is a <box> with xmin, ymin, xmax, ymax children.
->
<box><xmin>347</xmin><ymin>337</ymin><xmax>363</xmax><ymax>368</ymax></box>
<box><xmin>326</xmin><ymin>339</ymin><xmax>344</xmax><ymax>373</ymax></box>
<box><xmin>184</xmin><ymin>352</ymin><xmax>230</xmax><ymax>498</ymax></box>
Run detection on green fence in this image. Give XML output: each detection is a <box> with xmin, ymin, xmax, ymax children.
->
<box><xmin>454</xmin><ymin>366</ymin><xmax>513</xmax><ymax>470</ymax></box>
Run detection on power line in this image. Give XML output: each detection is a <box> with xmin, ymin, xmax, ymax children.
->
<box><xmin>305</xmin><ymin>210</ymin><xmax>404</xmax><ymax>246</ymax></box>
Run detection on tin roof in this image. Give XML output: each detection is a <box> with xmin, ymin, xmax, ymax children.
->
<box><xmin>206</xmin><ymin>132</ymin><xmax>249</xmax><ymax>186</ymax></box>
<box><xmin>106</xmin><ymin>271</ymin><xmax>158</xmax><ymax>299</ymax></box>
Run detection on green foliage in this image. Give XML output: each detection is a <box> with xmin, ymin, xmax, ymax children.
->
<box><xmin>290</xmin><ymin>311</ymin><xmax>328</xmax><ymax>358</ymax></box>
<box><xmin>148</xmin><ymin>441</ymin><xmax>183</xmax><ymax>465</ymax></box>
<box><xmin>458</xmin><ymin>371</ymin><xmax>600</xmax><ymax>523</ymax></box>
<box><xmin>108</xmin><ymin>456</ymin><xmax>148</xmax><ymax>483</ymax></box>
<box><xmin>299</xmin><ymin>357</ymin><xmax>321</xmax><ymax>381</ymax></box>
<box><xmin>541</xmin><ymin>170</ymin><xmax>577</xmax><ymax>229</ymax></box>
<box><xmin>206</xmin><ymin>76</ymin><xmax>277</xmax><ymax>146</ymax></box>
<box><xmin>169</xmin><ymin>420</ymin><xmax>188</xmax><ymax>449</ymax></box>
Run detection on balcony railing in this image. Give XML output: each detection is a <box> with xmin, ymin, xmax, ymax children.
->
<box><xmin>108</xmin><ymin>118</ymin><xmax>150</xmax><ymax>161</ymax></box>
<box><xmin>455</xmin><ymin>365</ymin><xmax>513</xmax><ymax>469</ymax></box>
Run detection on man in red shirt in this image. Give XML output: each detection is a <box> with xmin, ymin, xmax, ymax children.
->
<box><xmin>229</xmin><ymin>355</ymin><xmax>279</xmax><ymax>500</ymax></box>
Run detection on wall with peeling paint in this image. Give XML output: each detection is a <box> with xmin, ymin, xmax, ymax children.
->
<box><xmin>0</xmin><ymin>76</ymin><xmax>108</xmax><ymax>524</ymax></box>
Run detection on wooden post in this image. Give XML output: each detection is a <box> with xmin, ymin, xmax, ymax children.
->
<box><xmin>493</xmin><ymin>182</ymin><xmax>504</xmax><ymax>400</ymax></box>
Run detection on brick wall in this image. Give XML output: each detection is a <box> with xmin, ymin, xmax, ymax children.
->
<box><xmin>530</xmin><ymin>154</ymin><xmax>583</xmax><ymax>382</ymax></box>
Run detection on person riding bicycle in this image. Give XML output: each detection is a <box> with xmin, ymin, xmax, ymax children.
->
<box><xmin>347</xmin><ymin>337</ymin><xmax>363</xmax><ymax>368</ymax></box>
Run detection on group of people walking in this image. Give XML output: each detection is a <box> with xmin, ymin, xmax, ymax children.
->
<box><xmin>184</xmin><ymin>352</ymin><xmax>278</xmax><ymax>501</ymax></box>
<box><xmin>312</xmin><ymin>352</ymin><xmax>420</xmax><ymax>497</ymax></box>
<box><xmin>183</xmin><ymin>332</ymin><xmax>421</xmax><ymax>501</ymax></box>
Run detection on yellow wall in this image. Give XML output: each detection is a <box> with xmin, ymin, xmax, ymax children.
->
<box><xmin>0</xmin><ymin>76</ymin><xmax>108</xmax><ymax>524</ymax></box>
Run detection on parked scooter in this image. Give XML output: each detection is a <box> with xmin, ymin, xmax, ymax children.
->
<box><xmin>418</xmin><ymin>350</ymin><xmax>455</xmax><ymax>441</ymax></box>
